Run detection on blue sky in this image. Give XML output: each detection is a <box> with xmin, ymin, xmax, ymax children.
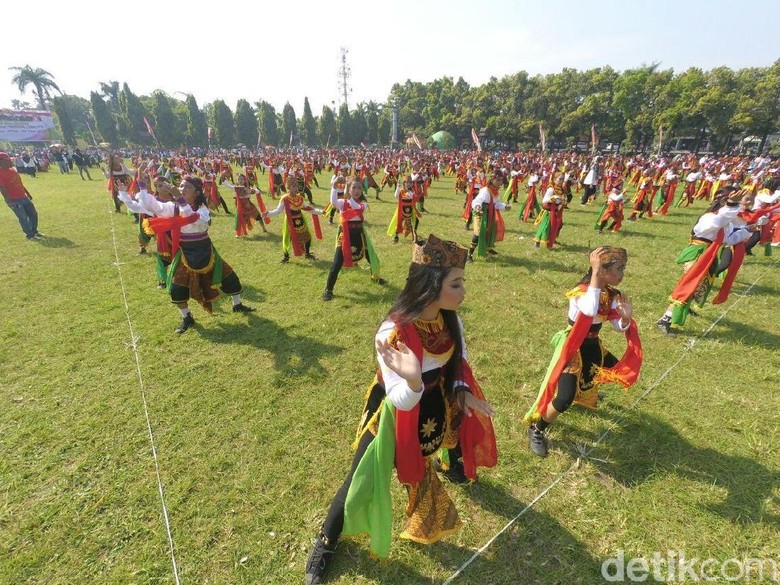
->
<box><xmin>2</xmin><ymin>0</ymin><xmax>778</xmax><ymax>116</ymax></box>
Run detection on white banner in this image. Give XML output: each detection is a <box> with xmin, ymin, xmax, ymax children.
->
<box><xmin>0</xmin><ymin>109</ymin><xmax>55</xmax><ymax>142</ymax></box>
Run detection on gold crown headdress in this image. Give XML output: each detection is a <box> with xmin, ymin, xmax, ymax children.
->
<box><xmin>412</xmin><ymin>234</ymin><xmax>468</xmax><ymax>269</ymax></box>
<box><xmin>599</xmin><ymin>246</ymin><xmax>628</xmax><ymax>266</ymax></box>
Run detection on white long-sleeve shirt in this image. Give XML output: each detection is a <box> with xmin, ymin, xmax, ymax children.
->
<box><xmin>135</xmin><ymin>189</ymin><xmax>210</xmax><ymax>235</ymax></box>
<box><xmin>331</xmin><ymin>191</ymin><xmax>367</xmax><ymax>219</ymax></box>
<box><xmin>471</xmin><ymin>186</ymin><xmax>508</xmax><ymax>211</ymax></box>
<box><xmin>375</xmin><ymin>316</ymin><xmax>469</xmax><ymax>411</ymax></box>
<box><xmin>692</xmin><ymin>206</ymin><xmax>753</xmax><ymax>246</ymax></box>
<box><xmin>568</xmin><ymin>286</ymin><xmax>629</xmax><ymax>332</ymax></box>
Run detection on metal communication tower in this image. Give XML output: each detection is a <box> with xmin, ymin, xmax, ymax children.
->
<box><xmin>337</xmin><ymin>47</ymin><xmax>352</xmax><ymax>109</ymax></box>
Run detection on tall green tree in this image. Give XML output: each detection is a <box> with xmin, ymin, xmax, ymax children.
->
<box><xmin>318</xmin><ymin>105</ymin><xmax>337</xmax><ymax>146</ymax></box>
<box><xmin>9</xmin><ymin>66</ymin><xmax>61</xmax><ymax>110</ymax></box>
<box><xmin>281</xmin><ymin>102</ymin><xmax>297</xmax><ymax>145</ymax></box>
<box><xmin>235</xmin><ymin>99</ymin><xmax>259</xmax><ymax>147</ymax></box>
<box><xmin>51</xmin><ymin>97</ymin><xmax>76</xmax><ymax>146</ymax></box>
<box><xmin>732</xmin><ymin>62</ymin><xmax>780</xmax><ymax>152</ymax></box>
<box><xmin>337</xmin><ymin>103</ymin><xmax>352</xmax><ymax>145</ymax></box>
<box><xmin>152</xmin><ymin>91</ymin><xmax>178</xmax><ymax>147</ymax></box>
<box><xmin>300</xmin><ymin>97</ymin><xmax>317</xmax><ymax>146</ymax></box>
<box><xmin>257</xmin><ymin>101</ymin><xmax>279</xmax><ymax>146</ymax></box>
<box><xmin>184</xmin><ymin>94</ymin><xmax>208</xmax><ymax>147</ymax></box>
<box><xmin>210</xmin><ymin>100</ymin><xmax>235</xmax><ymax>147</ymax></box>
<box><xmin>352</xmin><ymin>104</ymin><xmax>368</xmax><ymax>145</ymax></box>
<box><xmin>119</xmin><ymin>83</ymin><xmax>149</xmax><ymax>145</ymax></box>
<box><xmin>90</xmin><ymin>91</ymin><xmax>118</xmax><ymax>145</ymax></box>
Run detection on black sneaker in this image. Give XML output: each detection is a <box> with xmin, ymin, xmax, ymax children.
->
<box><xmin>139</xmin><ymin>247</ymin><xmax>147</xmax><ymax>254</ymax></box>
<box><xmin>466</xmin><ymin>255</ymin><xmax>474</xmax><ymax>263</ymax></box>
<box><xmin>232</xmin><ymin>303</ymin><xmax>255</xmax><ymax>314</ymax></box>
<box><xmin>656</xmin><ymin>316</ymin><xmax>676</xmax><ymax>336</ymax></box>
<box><xmin>393</xmin><ymin>235</ymin><xmax>399</xmax><ymax>243</ymax></box>
<box><xmin>487</xmin><ymin>248</ymin><xmax>498</xmax><ymax>255</ymax></box>
<box><xmin>528</xmin><ymin>424</ymin><xmax>548</xmax><ymax>457</ymax></box>
<box><xmin>305</xmin><ymin>534</ymin><xmax>336</xmax><ymax>585</ymax></box>
<box><xmin>373</xmin><ymin>277</ymin><xmax>387</xmax><ymax>286</ymax></box>
<box><xmin>280</xmin><ymin>255</ymin><xmax>290</xmax><ymax>264</ymax></box>
<box><xmin>305</xmin><ymin>253</ymin><xmax>316</xmax><ymax>260</ymax></box>
<box><xmin>322</xmin><ymin>290</ymin><xmax>334</xmax><ymax>302</ymax></box>
<box><xmin>157</xmin><ymin>281</ymin><xmax>166</xmax><ymax>289</ymax></box>
<box><xmin>175</xmin><ymin>314</ymin><xmax>195</xmax><ymax>334</ymax></box>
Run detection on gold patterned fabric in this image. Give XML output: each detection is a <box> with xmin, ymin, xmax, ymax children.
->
<box><xmin>400</xmin><ymin>459</ymin><xmax>463</xmax><ymax>544</ymax></box>
<box><xmin>413</xmin><ymin>234</ymin><xmax>468</xmax><ymax>269</ymax></box>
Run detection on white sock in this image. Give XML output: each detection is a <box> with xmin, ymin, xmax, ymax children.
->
<box><xmin>664</xmin><ymin>310</ymin><xmax>672</xmax><ymax>318</ymax></box>
<box><xmin>179</xmin><ymin>307</ymin><xmax>191</xmax><ymax>317</ymax></box>
<box><xmin>231</xmin><ymin>295</ymin><xmax>242</xmax><ymax>306</ymax></box>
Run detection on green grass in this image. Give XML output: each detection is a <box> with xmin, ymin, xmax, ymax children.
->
<box><xmin>1</xmin><ymin>168</ymin><xmax>778</xmax><ymax>584</ymax></box>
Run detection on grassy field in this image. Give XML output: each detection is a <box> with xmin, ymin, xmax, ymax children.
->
<box><xmin>1</xmin><ymin>167</ymin><xmax>778</xmax><ymax>584</ymax></box>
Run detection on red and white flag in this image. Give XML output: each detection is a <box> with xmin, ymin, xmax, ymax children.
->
<box><xmin>471</xmin><ymin>128</ymin><xmax>481</xmax><ymax>152</ymax></box>
<box><xmin>143</xmin><ymin>116</ymin><xmax>157</xmax><ymax>142</ymax></box>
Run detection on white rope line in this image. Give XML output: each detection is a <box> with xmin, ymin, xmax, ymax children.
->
<box><xmin>107</xmin><ymin>207</ymin><xmax>181</xmax><ymax>585</ymax></box>
<box><xmin>443</xmin><ymin>261</ymin><xmax>777</xmax><ymax>584</ymax></box>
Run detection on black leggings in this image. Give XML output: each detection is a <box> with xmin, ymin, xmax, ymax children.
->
<box><xmin>321</xmin><ymin>431</ymin><xmax>374</xmax><ymax>541</ymax></box>
<box><xmin>325</xmin><ymin>232</ymin><xmax>375</xmax><ymax>292</ymax></box>
<box><xmin>551</xmin><ymin>339</ymin><xmax>618</xmax><ymax>413</ymax></box>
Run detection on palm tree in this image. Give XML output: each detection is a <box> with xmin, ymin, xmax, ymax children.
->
<box><xmin>9</xmin><ymin>66</ymin><xmax>61</xmax><ymax>110</ymax></box>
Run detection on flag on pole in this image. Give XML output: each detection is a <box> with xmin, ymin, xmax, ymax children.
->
<box><xmin>143</xmin><ymin>116</ymin><xmax>158</xmax><ymax>144</ymax></box>
<box><xmin>539</xmin><ymin>123</ymin><xmax>546</xmax><ymax>153</ymax></box>
<box><xmin>471</xmin><ymin>128</ymin><xmax>482</xmax><ymax>152</ymax></box>
<box><xmin>657</xmin><ymin>124</ymin><xmax>664</xmax><ymax>155</ymax></box>
<box><xmin>591</xmin><ymin>124</ymin><xmax>598</xmax><ymax>154</ymax></box>
<box><xmin>412</xmin><ymin>133</ymin><xmax>422</xmax><ymax>150</ymax></box>
<box><xmin>85</xmin><ymin>115</ymin><xmax>98</xmax><ymax>146</ymax></box>
<box><xmin>207</xmin><ymin>126</ymin><xmax>213</xmax><ymax>141</ymax></box>
<box><xmin>289</xmin><ymin>130</ymin><xmax>293</xmax><ymax>147</ymax></box>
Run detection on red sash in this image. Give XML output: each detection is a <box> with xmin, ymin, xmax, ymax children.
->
<box><xmin>394</xmin><ymin>322</ymin><xmax>497</xmax><ymax>485</ymax></box>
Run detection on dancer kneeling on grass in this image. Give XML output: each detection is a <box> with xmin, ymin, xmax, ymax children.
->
<box><xmin>129</xmin><ymin>174</ymin><xmax>254</xmax><ymax>334</ymax></box>
<box><xmin>305</xmin><ymin>235</ymin><xmax>497</xmax><ymax>584</ymax></box>
<box><xmin>524</xmin><ymin>246</ymin><xmax>643</xmax><ymax>457</ymax></box>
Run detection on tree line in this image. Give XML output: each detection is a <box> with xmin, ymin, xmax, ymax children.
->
<box><xmin>11</xmin><ymin>61</ymin><xmax>780</xmax><ymax>153</ymax></box>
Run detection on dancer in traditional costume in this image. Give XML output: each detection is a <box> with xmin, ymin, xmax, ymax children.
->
<box><xmin>627</xmin><ymin>171</ymin><xmax>654</xmax><ymax>221</ymax></box>
<box><xmin>387</xmin><ymin>176</ymin><xmax>422</xmax><ymax>243</ymax></box>
<box><xmin>467</xmin><ymin>171</ymin><xmax>509</xmax><ymax>260</ymax></box>
<box><xmin>222</xmin><ymin>174</ymin><xmax>269</xmax><ymax>237</ymax></box>
<box><xmin>525</xmin><ymin>246</ymin><xmax>642</xmax><ymax>457</ymax></box>
<box><xmin>202</xmin><ymin>161</ymin><xmax>231</xmax><ymax>214</ymax></box>
<box><xmin>656</xmin><ymin>189</ymin><xmax>764</xmax><ymax>335</ymax></box>
<box><xmin>129</xmin><ymin>175</ymin><xmax>255</xmax><ymax>334</ymax></box>
<box><xmin>533</xmin><ymin>176</ymin><xmax>564</xmax><ymax>249</ymax></box>
<box><xmin>595</xmin><ymin>187</ymin><xmax>625</xmax><ymax>234</ymax></box>
<box><xmin>104</xmin><ymin>153</ymin><xmax>134</xmax><ymax>214</ymax></box>
<box><xmin>264</xmin><ymin>178</ymin><xmax>323</xmax><ymax>262</ymax></box>
<box><xmin>322</xmin><ymin>179</ymin><xmax>385</xmax><ymax>301</ymax></box>
<box><xmin>305</xmin><ymin>234</ymin><xmax>497</xmax><ymax>584</ymax></box>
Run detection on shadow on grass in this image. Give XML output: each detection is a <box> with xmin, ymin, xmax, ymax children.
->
<box><xmin>431</xmin><ymin>479</ymin><xmax>603</xmax><ymax>583</ymax></box>
<box><xmin>323</xmin><ymin>538</ymin><xmax>428</xmax><ymax>584</ymax></box>
<box><xmin>197</xmin><ymin>311</ymin><xmax>343</xmax><ymax>381</ymax></box>
<box><xmin>713</xmin><ymin>317</ymin><xmax>780</xmax><ymax>352</ymax></box>
<box><xmin>565</xmin><ymin>408</ymin><xmax>779</xmax><ymax>527</ymax></box>
<box><xmin>35</xmin><ymin>236</ymin><xmax>77</xmax><ymax>248</ymax></box>
<box><xmin>325</xmin><ymin>479</ymin><xmax>602</xmax><ymax>584</ymax></box>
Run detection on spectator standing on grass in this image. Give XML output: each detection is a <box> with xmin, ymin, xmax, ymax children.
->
<box><xmin>72</xmin><ymin>149</ymin><xmax>93</xmax><ymax>181</ymax></box>
<box><xmin>0</xmin><ymin>152</ymin><xmax>43</xmax><ymax>240</ymax></box>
